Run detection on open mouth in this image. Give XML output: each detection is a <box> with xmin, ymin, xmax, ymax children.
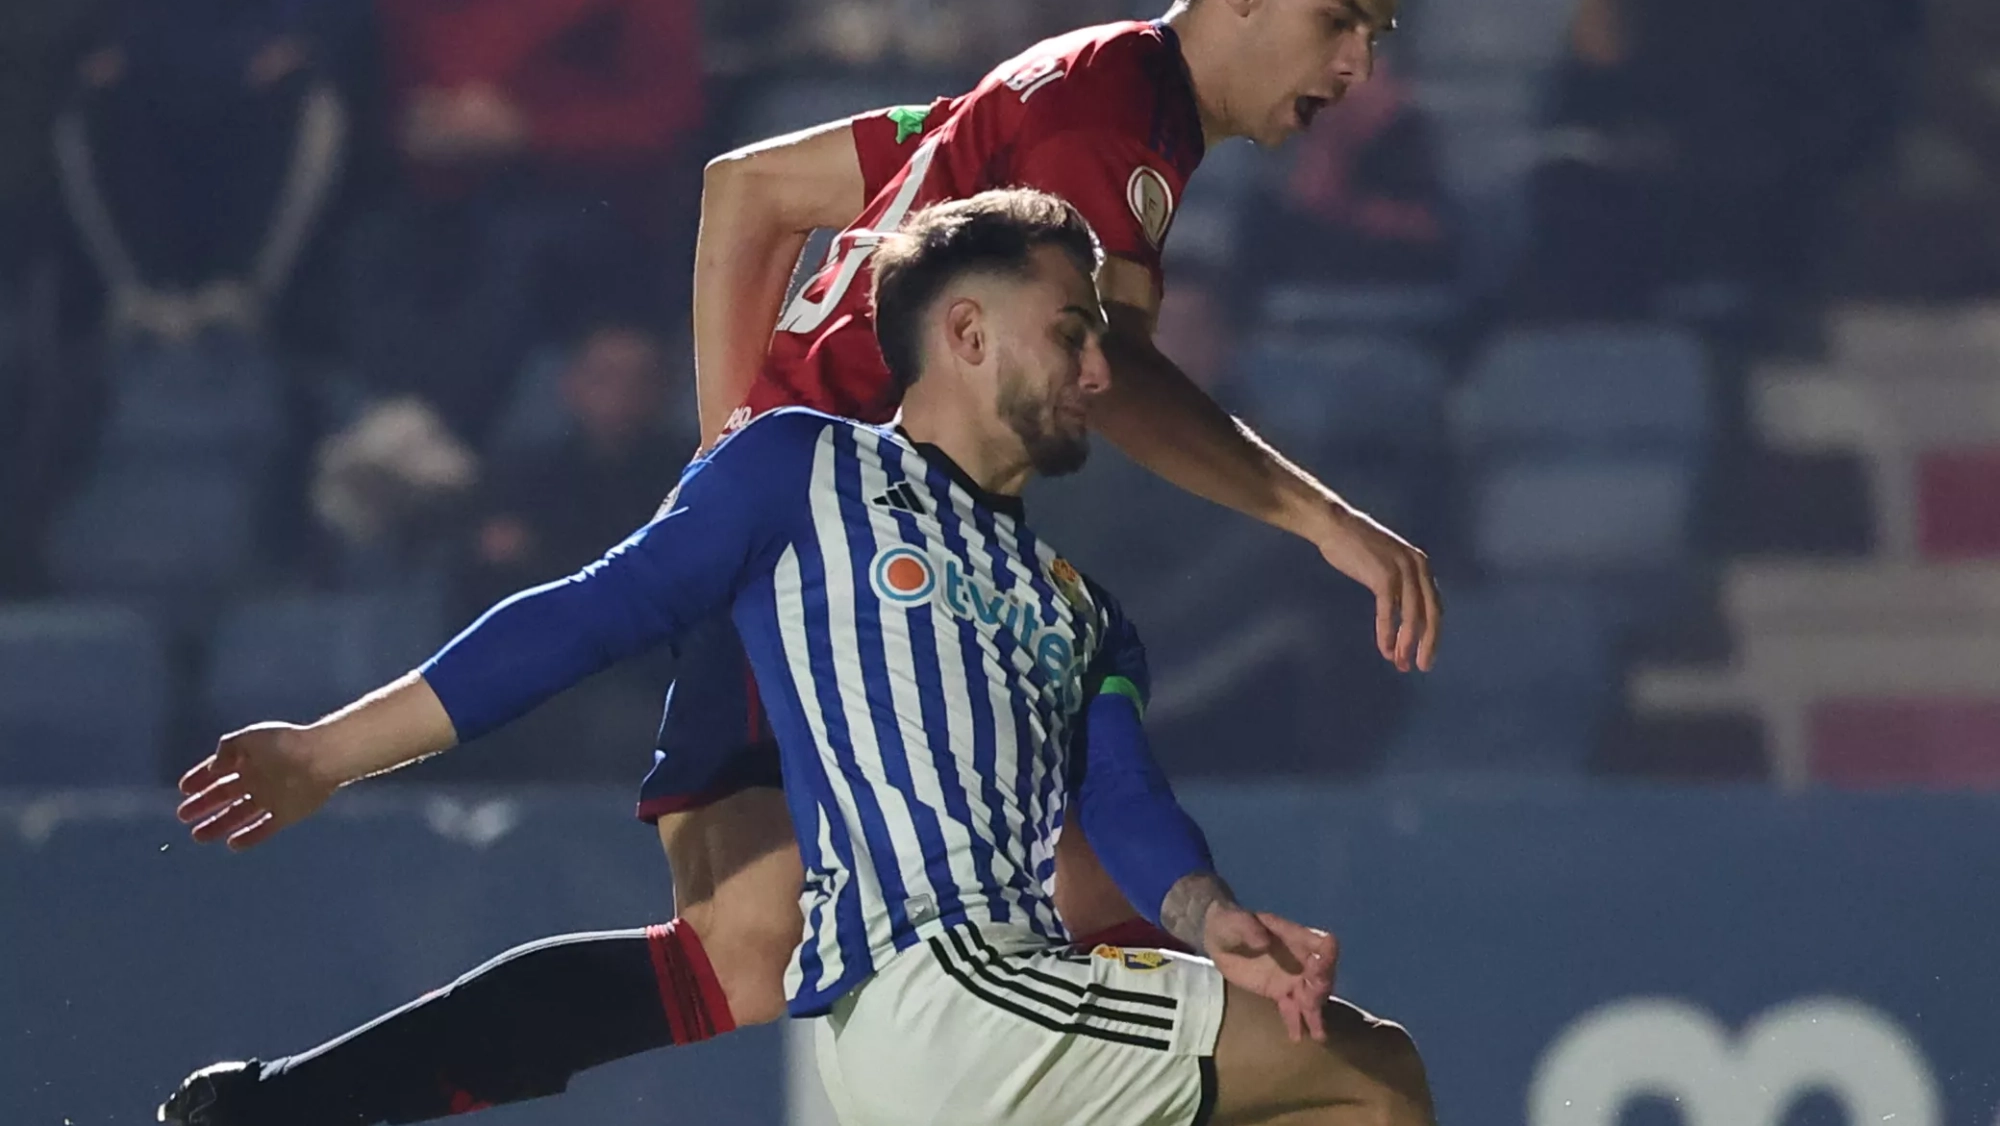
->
<box><xmin>1294</xmin><ymin>95</ymin><xmax>1331</xmax><ymax>130</ymax></box>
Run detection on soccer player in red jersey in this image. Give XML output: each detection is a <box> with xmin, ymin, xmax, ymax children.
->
<box><xmin>162</xmin><ymin>3</ymin><xmax>1437</xmax><ymax>1123</ymax></box>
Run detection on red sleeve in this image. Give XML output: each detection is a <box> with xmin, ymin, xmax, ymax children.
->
<box><xmin>1011</xmin><ymin>128</ymin><xmax>1177</xmax><ymax>286</ymax></box>
<box><xmin>851</xmin><ymin>97</ymin><xmax>952</xmax><ymax>202</ymax></box>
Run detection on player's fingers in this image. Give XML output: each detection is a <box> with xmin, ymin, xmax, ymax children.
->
<box><xmin>176</xmin><ymin>775</ymin><xmax>248</xmax><ymax>825</ymax></box>
<box><xmin>190</xmin><ymin>797</ymin><xmax>266</xmax><ymax>845</ymax></box>
<box><xmin>226</xmin><ymin>810</ymin><xmax>279</xmax><ymax>852</ymax></box>
<box><xmin>1393</xmin><ymin>561</ymin><xmax>1422</xmax><ymax>672</ymax></box>
<box><xmin>178</xmin><ymin>755</ymin><xmax>225</xmax><ymax>796</ymax></box>
<box><xmin>1299</xmin><ymin>983</ymin><xmax>1329</xmax><ymax>1042</ymax></box>
<box><xmin>1414</xmin><ymin>558</ymin><xmax>1443</xmax><ymax>672</ymax></box>
<box><xmin>1277</xmin><ymin>992</ymin><xmax>1307</xmax><ymax>1043</ymax></box>
<box><xmin>1267</xmin><ymin>918</ymin><xmax>1338</xmax><ymax>994</ymax></box>
<box><xmin>1374</xmin><ymin>585</ymin><xmax>1396</xmax><ymax>663</ymax></box>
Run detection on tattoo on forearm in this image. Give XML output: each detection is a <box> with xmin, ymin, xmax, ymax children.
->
<box><xmin>1159</xmin><ymin>871</ymin><xmax>1237</xmax><ymax>951</ymax></box>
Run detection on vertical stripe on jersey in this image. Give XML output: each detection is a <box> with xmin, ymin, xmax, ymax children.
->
<box><xmin>775</xmin><ymin>440</ymin><xmax>897</xmax><ymax>993</ymax></box>
<box><xmin>822</xmin><ymin>431</ymin><xmax>959</xmax><ymax>946</ymax></box>
<box><xmin>795</xmin><ymin>436</ymin><xmax>917</xmax><ymax>953</ymax></box>
<box><xmin>886</xmin><ymin>450</ymin><xmax>1011</xmax><ymax>921</ymax></box>
<box><xmin>921</xmin><ymin>458</ymin><xmax>1060</xmax><ymax>942</ymax></box>
<box><xmin>970</xmin><ymin>500</ymin><xmax>1062</xmax><ymax>942</ymax></box>
<box><xmin>849</xmin><ymin>431</ymin><xmax>985</xmax><ymax>925</ymax></box>
<box><xmin>1012</xmin><ymin>519</ymin><xmax>1087</xmax><ymax>923</ymax></box>
<box><xmin>770</xmin><ymin>545</ymin><xmax>871</xmax><ymax>1002</ymax></box>
<box><xmin>965</xmin><ymin>499</ymin><xmax>1083</xmax><ymax>879</ymax></box>
<box><xmin>908</xmin><ymin>455</ymin><xmax>1024</xmax><ymax>927</ymax></box>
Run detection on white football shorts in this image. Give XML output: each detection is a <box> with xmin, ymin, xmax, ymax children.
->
<box><xmin>813</xmin><ymin>923</ymin><xmax>1226</xmax><ymax>1126</ymax></box>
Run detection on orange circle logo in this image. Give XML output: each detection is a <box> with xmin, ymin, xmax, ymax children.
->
<box><xmin>870</xmin><ymin>546</ymin><xmax>936</xmax><ymax>604</ymax></box>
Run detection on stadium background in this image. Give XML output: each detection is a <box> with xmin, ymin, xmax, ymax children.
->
<box><xmin>2</xmin><ymin>0</ymin><xmax>1996</xmax><ymax>1121</ymax></box>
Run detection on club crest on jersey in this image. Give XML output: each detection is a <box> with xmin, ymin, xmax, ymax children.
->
<box><xmin>1046</xmin><ymin>557</ymin><xmax>1085</xmax><ymax>609</ymax></box>
<box><xmin>1093</xmin><ymin>944</ymin><xmax>1172</xmax><ymax>972</ymax></box>
<box><xmin>1126</xmin><ymin>167</ymin><xmax>1175</xmax><ymax>248</ymax></box>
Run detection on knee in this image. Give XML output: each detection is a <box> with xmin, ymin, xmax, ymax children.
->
<box><xmin>678</xmin><ymin>903</ymin><xmax>796</xmax><ymax>1027</ymax></box>
<box><xmin>1326</xmin><ymin>1004</ymin><xmax>1435</xmax><ymax>1126</ymax></box>
<box><xmin>1365</xmin><ymin>1021</ymin><xmax>1433</xmax><ymax>1125</ymax></box>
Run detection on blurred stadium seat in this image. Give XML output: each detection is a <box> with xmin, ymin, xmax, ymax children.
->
<box><xmin>1256</xmin><ymin>283</ymin><xmax>1464</xmax><ymax>336</ymax></box>
<box><xmin>202</xmin><ymin>589</ymin><xmax>446</xmax><ymax>738</ymax></box>
<box><xmin>0</xmin><ymin>601</ymin><xmax>166</xmax><ymax>785</ymax></box>
<box><xmin>1404</xmin><ymin>0</ymin><xmax>1581</xmax><ymax>76</ymax></box>
<box><xmin>1454</xmin><ymin>325</ymin><xmax>1713</xmax><ymax>452</ymax></box>
<box><xmin>44</xmin><ymin>463</ymin><xmax>259</xmax><ymax>613</ymax></box>
<box><xmin>1385</xmin><ymin>582</ymin><xmax>1616</xmax><ymax>772</ymax></box>
<box><xmin>1237</xmin><ymin>333</ymin><xmax>1450</xmax><ymax>452</ymax></box>
<box><xmin>1473</xmin><ymin>456</ymin><xmax>1696</xmax><ymax>573</ymax></box>
<box><xmin>99</xmin><ymin>334</ymin><xmax>286</xmax><ymax>467</ymax></box>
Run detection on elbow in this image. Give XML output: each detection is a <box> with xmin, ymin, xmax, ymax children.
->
<box><xmin>703</xmin><ymin>148</ymin><xmax>748</xmax><ymax>197</ymax></box>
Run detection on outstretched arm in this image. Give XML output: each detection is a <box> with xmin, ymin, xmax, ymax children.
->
<box><xmin>1004</xmin><ymin>112</ymin><xmax>1443</xmax><ymax>671</ymax></box>
<box><xmin>692</xmin><ymin>119</ymin><xmax>868</xmax><ymax>445</ymax></box>
<box><xmin>177</xmin><ymin>419</ymin><xmax>815</xmax><ymax>849</ymax></box>
<box><xmin>1092</xmin><ymin>259</ymin><xmax>1442</xmax><ymax>673</ymax></box>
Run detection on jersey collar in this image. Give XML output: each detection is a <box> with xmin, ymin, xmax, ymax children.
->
<box><xmin>893</xmin><ymin>427</ymin><xmax>1028</xmax><ymax>520</ymax></box>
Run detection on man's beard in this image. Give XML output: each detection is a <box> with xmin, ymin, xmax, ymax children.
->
<box><xmin>998</xmin><ymin>366</ymin><xmax>1090</xmax><ymax>478</ymax></box>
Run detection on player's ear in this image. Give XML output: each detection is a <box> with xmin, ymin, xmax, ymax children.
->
<box><xmin>943</xmin><ymin>296</ymin><xmax>986</xmax><ymax>368</ymax></box>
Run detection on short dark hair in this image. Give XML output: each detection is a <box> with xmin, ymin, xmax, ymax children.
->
<box><xmin>870</xmin><ymin>189</ymin><xmax>1102</xmax><ymax>392</ymax></box>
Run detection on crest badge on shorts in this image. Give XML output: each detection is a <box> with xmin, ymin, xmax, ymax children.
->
<box><xmin>1093</xmin><ymin>944</ymin><xmax>1172</xmax><ymax>971</ymax></box>
<box><xmin>1125</xmin><ymin>166</ymin><xmax>1175</xmax><ymax>248</ymax></box>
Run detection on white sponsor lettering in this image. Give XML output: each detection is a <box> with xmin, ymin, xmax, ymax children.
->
<box><xmin>1529</xmin><ymin>997</ymin><xmax>1939</xmax><ymax>1126</ymax></box>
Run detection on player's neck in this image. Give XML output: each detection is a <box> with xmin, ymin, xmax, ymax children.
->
<box><xmin>1161</xmin><ymin>2</ymin><xmax>1245</xmax><ymax>146</ymax></box>
<box><xmin>897</xmin><ymin>388</ymin><xmax>1033</xmax><ymax>499</ymax></box>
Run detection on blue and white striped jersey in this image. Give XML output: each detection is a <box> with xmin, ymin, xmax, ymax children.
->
<box><xmin>425</xmin><ymin>407</ymin><xmax>1207</xmax><ymax>1017</ymax></box>
<box><xmin>727</xmin><ymin>410</ymin><xmax>1141</xmax><ymax>1013</ymax></box>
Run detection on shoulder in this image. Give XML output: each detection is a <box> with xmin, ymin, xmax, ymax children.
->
<box><xmin>684</xmin><ymin>407</ymin><xmax>855</xmax><ymax>494</ymax></box>
<box><xmin>1006</xmin><ymin>22</ymin><xmax>1203</xmax><ymax>178</ymax></box>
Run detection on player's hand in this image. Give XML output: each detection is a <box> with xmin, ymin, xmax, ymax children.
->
<box><xmin>1203</xmin><ymin>905</ymin><xmax>1338</xmax><ymax>1042</ymax></box>
<box><xmin>1313</xmin><ymin>506</ymin><xmax>1441</xmax><ymax>673</ymax></box>
<box><xmin>176</xmin><ymin>723</ymin><xmax>338</xmax><ymax>851</ymax></box>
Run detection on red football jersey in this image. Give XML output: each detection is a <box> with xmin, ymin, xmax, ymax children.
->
<box><xmin>736</xmin><ymin>20</ymin><xmax>1206</xmax><ymax>429</ymax></box>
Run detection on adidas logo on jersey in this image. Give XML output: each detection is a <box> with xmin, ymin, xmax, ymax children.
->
<box><xmin>870</xmin><ymin>482</ymin><xmax>929</xmax><ymax>515</ymax></box>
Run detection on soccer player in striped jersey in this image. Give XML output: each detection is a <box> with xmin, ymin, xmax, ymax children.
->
<box><xmin>170</xmin><ymin>190</ymin><xmax>1433</xmax><ymax>1126</ymax></box>
<box><xmin>164</xmin><ymin>0</ymin><xmax>1441</xmax><ymax>1120</ymax></box>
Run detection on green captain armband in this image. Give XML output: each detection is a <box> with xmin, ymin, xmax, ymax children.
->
<box><xmin>1095</xmin><ymin>675</ymin><xmax>1146</xmax><ymax>718</ymax></box>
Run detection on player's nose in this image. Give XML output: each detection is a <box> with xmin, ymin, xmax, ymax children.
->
<box><xmin>1331</xmin><ymin>31</ymin><xmax>1374</xmax><ymax>84</ymax></box>
<box><xmin>1078</xmin><ymin>336</ymin><xmax>1112</xmax><ymax>395</ymax></box>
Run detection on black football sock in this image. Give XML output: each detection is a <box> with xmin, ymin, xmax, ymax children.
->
<box><xmin>230</xmin><ymin>923</ymin><xmax>727</xmax><ymax>1125</ymax></box>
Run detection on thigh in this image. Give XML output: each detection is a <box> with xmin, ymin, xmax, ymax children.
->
<box><xmin>822</xmin><ymin>927</ymin><xmax>1225</xmax><ymax>1126</ymax></box>
<box><xmin>1210</xmin><ymin>989</ymin><xmax>1431</xmax><ymax>1126</ymax></box>
<box><xmin>655</xmin><ymin>787</ymin><xmax>804</xmax><ymax>1026</ymax></box>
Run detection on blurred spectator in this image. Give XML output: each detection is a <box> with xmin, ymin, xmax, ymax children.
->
<box><xmin>342</xmin><ymin>0</ymin><xmax>704</xmax><ymax>443</ymax></box>
<box><xmin>779</xmin><ymin>0</ymin><xmax>1127</xmax><ymax>75</ymax></box>
<box><xmin>457</xmin><ymin>322</ymin><xmax>690</xmax><ymax>617</ymax></box>
<box><xmin>312</xmin><ymin>396</ymin><xmax>479</xmax><ymax>585</ymax></box>
<box><xmin>430</xmin><ymin>321</ymin><xmax>689</xmax><ymax>782</ymax></box>
<box><xmin>1826</xmin><ymin>0</ymin><xmax>1998</xmax><ymax>298</ymax></box>
<box><xmin>1243</xmin><ymin>61</ymin><xmax>1457</xmax><ymax>286</ymax></box>
<box><xmin>51</xmin><ymin>0</ymin><xmax>364</xmax><ymax>340</ymax></box>
<box><xmin>0</xmin><ymin>0</ymin><xmax>103</xmax><ymax>278</ymax></box>
<box><xmin>1516</xmin><ymin>0</ymin><xmax>1914</xmax><ymax>318</ymax></box>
